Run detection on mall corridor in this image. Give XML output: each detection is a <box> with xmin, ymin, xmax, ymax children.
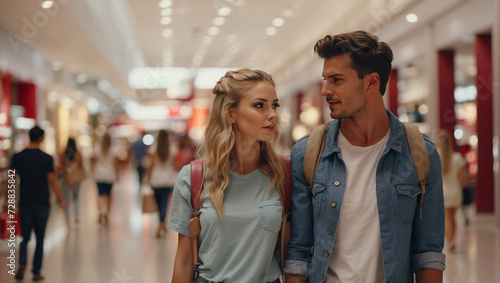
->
<box><xmin>0</xmin><ymin>166</ymin><xmax>498</xmax><ymax>283</ymax></box>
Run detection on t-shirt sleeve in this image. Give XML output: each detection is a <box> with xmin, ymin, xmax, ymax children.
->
<box><xmin>46</xmin><ymin>155</ymin><xmax>55</xmax><ymax>174</ymax></box>
<box><xmin>168</xmin><ymin>164</ymin><xmax>194</xmax><ymax>237</ymax></box>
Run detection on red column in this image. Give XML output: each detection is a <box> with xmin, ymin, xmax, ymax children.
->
<box><xmin>0</xmin><ymin>77</ymin><xmax>11</xmax><ymax>126</ymax></box>
<box><xmin>388</xmin><ymin>69</ymin><xmax>398</xmax><ymax>116</ymax></box>
<box><xmin>17</xmin><ymin>83</ymin><xmax>37</xmax><ymax>120</ymax></box>
<box><xmin>438</xmin><ymin>50</ymin><xmax>456</xmax><ymax>142</ymax></box>
<box><xmin>475</xmin><ymin>34</ymin><xmax>494</xmax><ymax>212</ymax></box>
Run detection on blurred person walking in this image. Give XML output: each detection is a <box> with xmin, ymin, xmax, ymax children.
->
<box><xmin>130</xmin><ymin>131</ymin><xmax>148</xmax><ymax>186</ymax></box>
<box><xmin>169</xmin><ymin>69</ymin><xmax>287</xmax><ymax>283</ymax></box>
<box><xmin>5</xmin><ymin>125</ymin><xmax>66</xmax><ymax>281</ymax></box>
<box><xmin>145</xmin><ymin>129</ymin><xmax>179</xmax><ymax>238</ymax></box>
<box><xmin>434</xmin><ymin>129</ymin><xmax>468</xmax><ymax>251</ymax></box>
<box><xmin>91</xmin><ymin>132</ymin><xmax>120</xmax><ymax>226</ymax></box>
<box><xmin>59</xmin><ymin>137</ymin><xmax>85</xmax><ymax>228</ymax></box>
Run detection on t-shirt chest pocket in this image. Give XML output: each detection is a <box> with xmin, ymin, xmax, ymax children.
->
<box><xmin>258</xmin><ymin>200</ymin><xmax>283</xmax><ymax>234</ymax></box>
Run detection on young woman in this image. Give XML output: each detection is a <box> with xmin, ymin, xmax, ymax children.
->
<box><xmin>435</xmin><ymin>129</ymin><xmax>468</xmax><ymax>251</ymax></box>
<box><xmin>145</xmin><ymin>129</ymin><xmax>178</xmax><ymax>238</ymax></box>
<box><xmin>59</xmin><ymin>137</ymin><xmax>84</xmax><ymax>228</ymax></box>
<box><xmin>91</xmin><ymin>132</ymin><xmax>120</xmax><ymax>226</ymax></box>
<box><xmin>169</xmin><ymin>69</ymin><xmax>286</xmax><ymax>283</ymax></box>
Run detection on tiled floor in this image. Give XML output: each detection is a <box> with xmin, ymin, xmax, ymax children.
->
<box><xmin>0</xmin><ymin>168</ymin><xmax>498</xmax><ymax>283</ymax></box>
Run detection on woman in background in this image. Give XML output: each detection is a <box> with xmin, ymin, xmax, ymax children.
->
<box><xmin>91</xmin><ymin>132</ymin><xmax>120</xmax><ymax>226</ymax></box>
<box><xmin>59</xmin><ymin>138</ymin><xmax>84</xmax><ymax>228</ymax></box>
<box><xmin>145</xmin><ymin>129</ymin><xmax>178</xmax><ymax>238</ymax></box>
<box><xmin>435</xmin><ymin>129</ymin><xmax>468</xmax><ymax>251</ymax></box>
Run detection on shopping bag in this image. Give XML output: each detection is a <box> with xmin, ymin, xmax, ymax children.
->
<box><xmin>0</xmin><ymin>211</ymin><xmax>22</xmax><ymax>239</ymax></box>
<box><xmin>142</xmin><ymin>185</ymin><xmax>158</xmax><ymax>213</ymax></box>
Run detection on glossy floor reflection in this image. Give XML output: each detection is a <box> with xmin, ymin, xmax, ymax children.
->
<box><xmin>1</xmin><ymin>168</ymin><xmax>499</xmax><ymax>283</ymax></box>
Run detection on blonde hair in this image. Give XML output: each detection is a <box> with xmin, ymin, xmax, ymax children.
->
<box><xmin>434</xmin><ymin>129</ymin><xmax>453</xmax><ymax>176</ymax></box>
<box><xmin>199</xmin><ymin>68</ymin><xmax>285</xmax><ymax>219</ymax></box>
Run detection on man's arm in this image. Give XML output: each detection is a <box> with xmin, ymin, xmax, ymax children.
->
<box><xmin>416</xmin><ymin>269</ymin><xmax>442</xmax><ymax>283</ymax></box>
<box><xmin>47</xmin><ymin>172</ymin><xmax>66</xmax><ymax>210</ymax></box>
<box><xmin>283</xmin><ymin>139</ymin><xmax>314</xmax><ymax>278</ymax></box>
<box><xmin>411</xmin><ymin>138</ymin><xmax>446</xmax><ymax>280</ymax></box>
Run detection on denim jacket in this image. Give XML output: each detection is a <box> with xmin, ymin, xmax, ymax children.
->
<box><xmin>284</xmin><ymin>111</ymin><xmax>445</xmax><ymax>282</ymax></box>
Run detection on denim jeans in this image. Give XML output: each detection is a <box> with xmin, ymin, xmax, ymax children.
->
<box><xmin>152</xmin><ymin>187</ymin><xmax>172</xmax><ymax>223</ymax></box>
<box><xmin>19</xmin><ymin>206</ymin><xmax>50</xmax><ymax>275</ymax></box>
<box><xmin>61</xmin><ymin>178</ymin><xmax>81</xmax><ymax>221</ymax></box>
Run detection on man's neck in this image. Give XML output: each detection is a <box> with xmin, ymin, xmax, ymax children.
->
<box><xmin>26</xmin><ymin>142</ymin><xmax>40</xmax><ymax>149</ymax></box>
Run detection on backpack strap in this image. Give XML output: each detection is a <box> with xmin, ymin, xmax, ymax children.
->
<box><xmin>304</xmin><ymin>122</ymin><xmax>331</xmax><ymax>190</ymax></box>
<box><xmin>403</xmin><ymin>122</ymin><xmax>430</xmax><ymax>219</ymax></box>
<box><xmin>189</xmin><ymin>159</ymin><xmax>204</xmax><ymax>277</ymax></box>
<box><xmin>277</xmin><ymin>156</ymin><xmax>292</xmax><ymax>270</ymax></box>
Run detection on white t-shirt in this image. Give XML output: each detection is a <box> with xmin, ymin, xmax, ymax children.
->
<box><xmin>168</xmin><ymin>165</ymin><xmax>281</xmax><ymax>283</ymax></box>
<box><xmin>326</xmin><ymin>129</ymin><xmax>390</xmax><ymax>283</ymax></box>
<box><xmin>93</xmin><ymin>146</ymin><xmax>118</xmax><ymax>183</ymax></box>
<box><xmin>442</xmin><ymin>152</ymin><xmax>466</xmax><ymax>208</ymax></box>
<box><xmin>148</xmin><ymin>145</ymin><xmax>178</xmax><ymax>188</ymax></box>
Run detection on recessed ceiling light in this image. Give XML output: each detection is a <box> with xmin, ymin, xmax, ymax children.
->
<box><xmin>161</xmin><ymin>17</ymin><xmax>172</xmax><ymax>25</ymax></box>
<box><xmin>272</xmin><ymin>18</ymin><xmax>284</xmax><ymax>27</ymax></box>
<box><xmin>213</xmin><ymin>17</ymin><xmax>225</xmax><ymax>26</ymax></box>
<box><xmin>217</xmin><ymin>7</ymin><xmax>231</xmax><ymax>16</ymax></box>
<box><xmin>283</xmin><ymin>9</ymin><xmax>294</xmax><ymax>17</ymax></box>
<box><xmin>41</xmin><ymin>1</ymin><xmax>53</xmax><ymax>9</ymax></box>
<box><xmin>159</xmin><ymin>0</ymin><xmax>172</xmax><ymax>8</ymax></box>
<box><xmin>208</xmin><ymin>26</ymin><xmax>219</xmax><ymax>36</ymax></box>
<box><xmin>406</xmin><ymin>13</ymin><xmax>418</xmax><ymax>23</ymax></box>
<box><xmin>161</xmin><ymin>8</ymin><xmax>172</xmax><ymax>16</ymax></box>
<box><xmin>266</xmin><ymin>27</ymin><xmax>277</xmax><ymax>36</ymax></box>
<box><xmin>162</xmin><ymin>29</ymin><xmax>173</xmax><ymax>37</ymax></box>
<box><xmin>203</xmin><ymin>36</ymin><xmax>213</xmax><ymax>45</ymax></box>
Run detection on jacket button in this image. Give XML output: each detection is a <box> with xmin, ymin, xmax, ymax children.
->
<box><xmin>334</xmin><ymin>181</ymin><xmax>340</xmax><ymax>186</ymax></box>
<box><xmin>328</xmin><ymin>229</ymin><xmax>333</xmax><ymax>235</ymax></box>
<box><xmin>323</xmin><ymin>251</ymin><xmax>329</xmax><ymax>257</ymax></box>
<box><xmin>331</xmin><ymin>202</ymin><xmax>337</xmax><ymax>208</ymax></box>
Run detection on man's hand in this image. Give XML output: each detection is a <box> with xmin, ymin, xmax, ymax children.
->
<box><xmin>285</xmin><ymin>274</ymin><xmax>308</xmax><ymax>283</ymax></box>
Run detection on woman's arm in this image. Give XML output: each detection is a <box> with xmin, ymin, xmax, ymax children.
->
<box><xmin>172</xmin><ymin>233</ymin><xmax>195</xmax><ymax>283</ymax></box>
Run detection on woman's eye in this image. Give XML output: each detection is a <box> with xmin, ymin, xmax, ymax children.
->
<box><xmin>273</xmin><ymin>103</ymin><xmax>280</xmax><ymax>109</ymax></box>
<box><xmin>254</xmin><ymin>103</ymin><xmax>264</xmax><ymax>108</ymax></box>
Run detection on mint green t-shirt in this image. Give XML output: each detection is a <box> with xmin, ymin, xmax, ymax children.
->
<box><xmin>168</xmin><ymin>165</ymin><xmax>282</xmax><ymax>283</ymax></box>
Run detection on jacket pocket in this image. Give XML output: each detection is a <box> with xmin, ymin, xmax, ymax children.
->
<box><xmin>259</xmin><ymin>200</ymin><xmax>283</xmax><ymax>234</ymax></box>
<box><xmin>312</xmin><ymin>184</ymin><xmax>327</xmax><ymax>222</ymax></box>
<box><xmin>394</xmin><ymin>184</ymin><xmax>421</xmax><ymax>225</ymax></box>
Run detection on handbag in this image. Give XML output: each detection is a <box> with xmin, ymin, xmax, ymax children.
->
<box><xmin>63</xmin><ymin>159</ymin><xmax>86</xmax><ymax>186</ymax></box>
<box><xmin>142</xmin><ymin>185</ymin><xmax>158</xmax><ymax>213</ymax></box>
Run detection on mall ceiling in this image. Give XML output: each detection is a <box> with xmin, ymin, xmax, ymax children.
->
<box><xmin>0</xmin><ymin>0</ymin><xmax>473</xmax><ymax>103</ymax></box>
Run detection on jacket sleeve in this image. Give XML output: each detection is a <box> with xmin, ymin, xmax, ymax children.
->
<box><xmin>283</xmin><ymin>138</ymin><xmax>313</xmax><ymax>277</ymax></box>
<box><xmin>411</xmin><ymin>136</ymin><xmax>446</xmax><ymax>272</ymax></box>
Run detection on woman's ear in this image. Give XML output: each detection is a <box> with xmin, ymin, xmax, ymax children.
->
<box><xmin>227</xmin><ymin>109</ymin><xmax>235</xmax><ymax>123</ymax></box>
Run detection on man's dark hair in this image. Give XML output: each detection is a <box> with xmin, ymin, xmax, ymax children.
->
<box><xmin>29</xmin><ymin>126</ymin><xmax>45</xmax><ymax>142</ymax></box>
<box><xmin>314</xmin><ymin>30</ymin><xmax>394</xmax><ymax>95</ymax></box>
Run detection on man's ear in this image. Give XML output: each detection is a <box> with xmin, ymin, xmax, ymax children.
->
<box><xmin>365</xmin><ymin>72</ymin><xmax>380</xmax><ymax>93</ymax></box>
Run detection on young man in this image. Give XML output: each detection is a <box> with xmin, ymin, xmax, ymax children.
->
<box><xmin>284</xmin><ymin>31</ymin><xmax>445</xmax><ymax>282</ymax></box>
<box><xmin>8</xmin><ymin>126</ymin><xmax>66</xmax><ymax>280</ymax></box>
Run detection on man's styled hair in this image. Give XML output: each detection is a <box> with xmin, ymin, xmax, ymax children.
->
<box><xmin>314</xmin><ymin>30</ymin><xmax>394</xmax><ymax>95</ymax></box>
<box><xmin>29</xmin><ymin>126</ymin><xmax>45</xmax><ymax>142</ymax></box>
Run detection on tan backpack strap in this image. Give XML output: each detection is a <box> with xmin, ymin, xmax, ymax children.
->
<box><xmin>304</xmin><ymin>122</ymin><xmax>330</xmax><ymax>189</ymax></box>
<box><xmin>404</xmin><ymin>122</ymin><xmax>430</xmax><ymax>219</ymax></box>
